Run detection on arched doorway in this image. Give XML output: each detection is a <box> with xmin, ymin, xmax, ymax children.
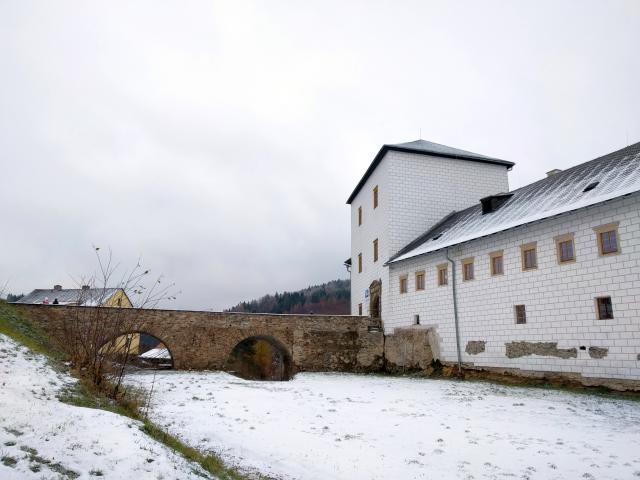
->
<box><xmin>225</xmin><ymin>335</ymin><xmax>293</xmax><ymax>381</ymax></box>
<box><xmin>369</xmin><ymin>279</ymin><xmax>381</xmax><ymax>318</ymax></box>
<box><xmin>100</xmin><ymin>332</ymin><xmax>174</xmax><ymax>370</ymax></box>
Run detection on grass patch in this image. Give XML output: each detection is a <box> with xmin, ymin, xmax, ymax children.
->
<box><xmin>1</xmin><ymin>455</ymin><xmax>17</xmax><ymax>467</ymax></box>
<box><xmin>0</xmin><ymin>300</ymin><xmax>64</xmax><ymax>363</ymax></box>
<box><xmin>140</xmin><ymin>421</ymin><xmax>252</xmax><ymax>480</ymax></box>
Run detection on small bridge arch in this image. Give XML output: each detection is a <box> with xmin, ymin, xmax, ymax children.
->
<box><xmin>100</xmin><ymin>330</ymin><xmax>175</xmax><ymax>369</ymax></box>
<box><xmin>226</xmin><ymin>334</ymin><xmax>293</xmax><ymax>381</ymax></box>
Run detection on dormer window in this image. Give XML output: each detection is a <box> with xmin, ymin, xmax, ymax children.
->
<box><xmin>583</xmin><ymin>181</ymin><xmax>599</xmax><ymax>193</ymax></box>
<box><xmin>480</xmin><ymin>193</ymin><xmax>513</xmax><ymax>215</ymax></box>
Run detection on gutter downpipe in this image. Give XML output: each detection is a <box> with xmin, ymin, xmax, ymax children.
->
<box><xmin>446</xmin><ymin>247</ymin><xmax>463</xmax><ymax>376</ymax></box>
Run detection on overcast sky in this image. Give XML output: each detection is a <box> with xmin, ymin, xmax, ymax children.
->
<box><xmin>1</xmin><ymin>1</ymin><xmax>639</xmax><ymax>310</ymax></box>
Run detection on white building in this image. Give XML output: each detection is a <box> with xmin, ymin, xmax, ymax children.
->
<box><xmin>348</xmin><ymin>140</ymin><xmax>640</xmax><ymax>384</ymax></box>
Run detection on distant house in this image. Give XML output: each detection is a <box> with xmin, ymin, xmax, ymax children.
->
<box><xmin>15</xmin><ymin>285</ymin><xmax>132</xmax><ymax>308</ymax></box>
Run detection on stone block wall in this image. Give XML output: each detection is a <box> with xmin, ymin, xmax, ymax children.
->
<box><xmin>14</xmin><ymin>304</ymin><xmax>385</xmax><ymax>373</ymax></box>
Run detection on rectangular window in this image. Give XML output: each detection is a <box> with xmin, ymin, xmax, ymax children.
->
<box><xmin>399</xmin><ymin>275</ymin><xmax>408</xmax><ymax>294</ymax></box>
<box><xmin>373</xmin><ymin>185</ymin><xmax>379</xmax><ymax>209</ymax></box>
<box><xmin>490</xmin><ymin>251</ymin><xmax>504</xmax><ymax>276</ymax></box>
<box><xmin>594</xmin><ymin>223</ymin><xmax>620</xmax><ymax>256</ymax></box>
<box><xmin>358</xmin><ymin>206</ymin><xmax>362</xmax><ymax>226</ymax></box>
<box><xmin>437</xmin><ymin>264</ymin><xmax>448</xmax><ymax>286</ymax></box>
<box><xmin>515</xmin><ymin>305</ymin><xmax>526</xmax><ymax>324</ymax></box>
<box><xmin>555</xmin><ymin>233</ymin><xmax>575</xmax><ymax>264</ymax></box>
<box><xmin>415</xmin><ymin>271</ymin><xmax>425</xmax><ymax>291</ymax></box>
<box><xmin>521</xmin><ymin>243</ymin><xmax>537</xmax><ymax>270</ymax></box>
<box><xmin>596</xmin><ymin>296</ymin><xmax>613</xmax><ymax>320</ymax></box>
<box><xmin>373</xmin><ymin>239</ymin><xmax>379</xmax><ymax>262</ymax></box>
<box><xmin>358</xmin><ymin>253</ymin><xmax>362</xmax><ymax>273</ymax></box>
<box><xmin>358</xmin><ymin>303</ymin><xmax>362</xmax><ymax>316</ymax></box>
<box><xmin>462</xmin><ymin>258</ymin><xmax>474</xmax><ymax>281</ymax></box>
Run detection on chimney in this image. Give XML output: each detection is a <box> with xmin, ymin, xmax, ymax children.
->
<box><xmin>53</xmin><ymin>285</ymin><xmax>62</xmax><ymax>291</ymax></box>
<box><xmin>81</xmin><ymin>285</ymin><xmax>90</xmax><ymax>290</ymax></box>
<box><xmin>546</xmin><ymin>169</ymin><xmax>563</xmax><ymax>177</ymax></box>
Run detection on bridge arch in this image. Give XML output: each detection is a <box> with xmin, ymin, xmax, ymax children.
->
<box><xmin>100</xmin><ymin>330</ymin><xmax>175</xmax><ymax>369</ymax></box>
<box><xmin>225</xmin><ymin>334</ymin><xmax>293</xmax><ymax>381</ymax></box>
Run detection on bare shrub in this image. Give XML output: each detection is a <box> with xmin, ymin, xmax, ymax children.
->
<box><xmin>60</xmin><ymin>247</ymin><xmax>178</xmax><ymax>400</ymax></box>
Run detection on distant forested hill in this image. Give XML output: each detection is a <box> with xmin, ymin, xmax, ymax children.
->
<box><xmin>226</xmin><ymin>279</ymin><xmax>350</xmax><ymax>315</ymax></box>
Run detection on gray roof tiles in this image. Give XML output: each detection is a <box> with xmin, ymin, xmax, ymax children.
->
<box><xmin>389</xmin><ymin>142</ymin><xmax>640</xmax><ymax>264</ymax></box>
<box><xmin>16</xmin><ymin>288</ymin><xmax>122</xmax><ymax>306</ymax></box>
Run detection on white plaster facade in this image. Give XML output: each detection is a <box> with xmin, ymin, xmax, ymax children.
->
<box><xmin>349</xmin><ymin>145</ymin><xmax>510</xmax><ymax>320</ymax></box>
<box><xmin>387</xmin><ymin>194</ymin><xmax>640</xmax><ymax>381</ymax></box>
<box><xmin>348</xmin><ymin>140</ymin><xmax>640</xmax><ymax>383</ymax></box>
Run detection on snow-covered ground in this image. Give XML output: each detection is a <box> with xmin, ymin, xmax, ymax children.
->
<box><xmin>128</xmin><ymin>370</ymin><xmax>640</xmax><ymax>480</ymax></box>
<box><xmin>0</xmin><ymin>334</ymin><xmax>214</xmax><ymax>480</ymax></box>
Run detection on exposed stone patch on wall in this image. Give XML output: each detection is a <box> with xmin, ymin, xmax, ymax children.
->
<box><xmin>384</xmin><ymin>327</ymin><xmax>433</xmax><ymax>372</ymax></box>
<box><xmin>505</xmin><ymin>341</ymin><xmax>577</xmax><ymax>359</ymax></box>
<box><xmin>465</xmin><ymin>341</ymin><xmax>485</xmax><ymax>355</ymax></box>
<box><xmin>588</xmin><ymin>347</ymin><xmax>608</xmax><ymax>359</ymax></box>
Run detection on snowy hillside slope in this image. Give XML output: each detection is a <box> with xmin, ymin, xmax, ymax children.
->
<box><xmin>0</xmin><ymin>334</ymin><xmax>215</xmax><ymax>480</ymax></box>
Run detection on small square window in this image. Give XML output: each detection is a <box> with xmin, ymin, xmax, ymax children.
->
<box><xmin>596</xmin><ymin>297</ymin><xmax>613</xmax><ymax>320</ymax></box>
<box><xmin>373</xmin><ymin>186</ymin><xmax>379</xmax><ymax>209</ymax></box>
<box><xmin>399</xmin><ymin>276</ymin><xmax>408</xmax><ymax>294</ymax></box>
<box><xmin>357</xmin><ymin>253</ymin><xmax>362</xmax><ymax>273</ymax></box>
<box><xmin>521</xmin><ymin>243</ymin><xmax>537</xmax><ymax>270</ymax></box>
<box><xmin>373</xmin><ymin>239</ymin><xmax>379</xmax><ymax>262</ymax></box>
<box><xmin>437</xmin><ymin>265</ymin><xmax>448</xmax><ymax>286</ymax></box>
<box><xmin>358</xmin><ymin>206</ymin><xmax>362</xmax><ymax>226</ymax></box>
<box><xmin>415</xmin><ymin>271</ymin><xmax>425</xmax><ymax>291</ymax></box>
<box><xmin>462</xmin><ymin>259</ymin><xmax>474</xmax><ymax>281</ymax></box>
<box><xmin>515</xmin><ymin>305</ymin><xmax>526</xmax><ymax>324</ymax></box>
<box><xmin>490</xmin><ymin>251</ymin><xmax>503</xmax><ymax>276</ymax></box>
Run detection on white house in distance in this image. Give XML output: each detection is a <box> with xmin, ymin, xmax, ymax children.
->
<box><xmin>347</xmin><ymin>139</ymin><xmax>640</xmax><ymax>386</ymax></box>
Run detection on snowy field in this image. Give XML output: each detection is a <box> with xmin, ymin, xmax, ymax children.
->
<box><xmin>128</xmin><ymin>370</ymin><xmax>640</xmax><ymax>480</ymax></box>
<box><xmin>0</xmin><ymin>334</ymin><xmax>214</xmax><ymax>480</ymax></box>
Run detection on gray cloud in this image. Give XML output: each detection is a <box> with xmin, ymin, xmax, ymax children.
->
<box><xmin>1</xmin><ymin>0</ymin><xmax>639</xmax><ymax>310</ymax></box>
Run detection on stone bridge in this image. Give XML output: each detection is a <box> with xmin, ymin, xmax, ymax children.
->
<box><xmin>14</xmin><ymin>304</ymin><xmax>388</xmax><ymax>373</ymax></box>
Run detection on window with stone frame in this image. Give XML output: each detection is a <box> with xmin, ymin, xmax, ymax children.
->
<box><xmin>515</xmin><ymin>305</ymin><xmax>526</xmax><ymax>324</ymax></box>
<box><xmin>358</xmin><ymin>253</ymin><xmax>362</xmax><ymax>273</ymax></box>
<box><xmin>437</xmin><ymin>264</ymin><xmax>448</xmax><ymax>286</ymax></box>
<box><xmin>462</xmin><ymin>258</ymin><xmax>474</xmax><ymax>281</ymax></box>
<box><xmin>555</xmin><ymin>233</ymin><xmax>575</xmax><ymax>264</ymax></box>
<box><xmin>521</xmin><ymin>243</ymin><xmax>537</xmax><ymax>270</ymax></box>
<box><xmin>399</xmin><ymin>275</ymin><xmax>408</xmax><ymax>294</ymax></box>
<box><xmin>373</xmin><ymin>185</ymin><xmax>379</xmax><ymax>209</ymax></box>
<box><xmin>373</xmin><ymin>238</ymin><xmax>379</xmax><ymax>262</ymax></box>
<box><xmin>594</xmin><ymin>223</ymin><xmax>620</xmax><ymax>256</ymax></box>
<box><xmin>490</xmin><ymin>251</ymin><xmax>504</xmax><ymax>276</ymax></box>
<box><xmin>596</xmin><ymin>296</ymin><xmax>614</xmax><ymax>320</ymax></box>
<box><xmin>415</xmin><ymin>271</ymin><xmax>425</xmax><ymax>291</ymax></box>
<box><xmin>358</xmin><ymin>303</ymin><xmax>363</xmax><ymax>315</ymax></box>
<box><xmin>358</xmin><ymin>206</ymin><xmax>362</xmax><ymax>226</ymax></box>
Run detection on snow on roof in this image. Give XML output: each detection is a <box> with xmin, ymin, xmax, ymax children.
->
<box><xmin>139</xmin><ymin>348</ymin><xmax>171</xmax><ymax>360</ymax></box>
<box><xmin>389</xmin><ymin>142</ymin><xmax>640</xmax><ymax>264</ymax></box>
<box><xmin>347</xmin><ymin>139</ymin><xmax>513</xmax><ymax>204</ymax></box>
<box><xmin>15</xmin><ymin>288</ymin><xmax>121</xmax><ymax>306</ymax></box>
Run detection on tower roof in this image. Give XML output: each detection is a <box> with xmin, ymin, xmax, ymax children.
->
<box><xmin>346</xmin><ymin>139</ymin><xmax>513</xmax><ymax>204</ymax></box>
